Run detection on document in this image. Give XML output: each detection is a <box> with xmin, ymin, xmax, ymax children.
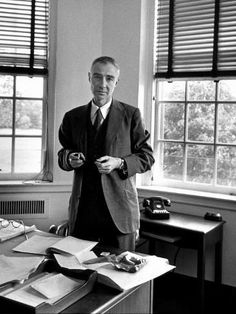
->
<box><xmin>54</xmin><ymin>250</ymin><xmax>175</xmax><ymax>291</ymax></box>
<box><xmin>12</xmin><ymin>234</ymin><xmax>60</xmax><ymax>255</ymax></box>
<box><xmin>0</xmin><ymin>255</ymin><xmax>44</xmax><ymax>287</ymax></box>
<box><xmin>13</xmin><ymin>234</ymin><xmax>98</xmax><ymax>262</ymax></box>
<box><xmin>3</xmin><ymin>272</ymin><xmax>85</xmax><ymax>307</ymax></box>
<box><xmin>94</xmin><ymin>254</ymin><xmax>175</xmax><ymax>291</ymax></box>
<box><xmin>53</xmin><ymin>250</ymin><xmax>97</xmax><ymax>269</ymax></box>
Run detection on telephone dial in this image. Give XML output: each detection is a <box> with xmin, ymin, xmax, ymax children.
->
<box><xmin>143</xmin><ymin>197</ymin><xmax>171</xmax><ymax>220</ymax></box>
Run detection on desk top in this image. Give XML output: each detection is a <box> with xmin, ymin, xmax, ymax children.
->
<box><xmin>0</xmin><ymin>230</ymin><xmax>163</xmax><ymax>314</ymax></box>
<box><xmin>140</xmin><ymin>211</ymin><xmax>225</xmax><ymax>234</ymax></box>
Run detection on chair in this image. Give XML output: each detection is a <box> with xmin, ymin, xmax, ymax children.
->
<box><xmin>49</xmin><ymin>221</ymin><xmax>146</xmax><ymax>250</ymax></box>
<box><xmin>49</xmin><ymin>220</ymin><xmax>69</xmax><ymax>236</ymax></box>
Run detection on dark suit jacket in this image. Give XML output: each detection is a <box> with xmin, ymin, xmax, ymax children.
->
<box><xmin>58</xmin><ymin>99</ymin><xmax>154</xmax><ymax>234</ymax></box>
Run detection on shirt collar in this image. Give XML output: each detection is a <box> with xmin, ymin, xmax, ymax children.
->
<box><xmin>91</xmin><ymin>99</ymin><xmax>112</xmax><ymax>120</ymax></box>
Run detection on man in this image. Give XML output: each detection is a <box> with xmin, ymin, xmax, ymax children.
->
<box><xmin>58</xmin><ymin>56</ymin><xmax>154</xmax><ymax>251</ymax></box>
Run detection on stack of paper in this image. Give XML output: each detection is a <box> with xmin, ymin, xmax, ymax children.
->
<box><xmin>0</xmin><ymin>223</ymin><xmax>36</xmax><ymax>242</ymax></box>
<box><xmin>13</xmin><ymin>234</ymin><xmax>98</xmax><ymax>262</ymax></box>
<box><xmin>3</xmin><ymin>272</ymin><xmax>86</xmax><ymax>307</ymax></box>
<box><xmin>52</xmin><ymin>250</ymin><xmax>175</xmax><ymax>291</ymax></box>
<box><xmin>0</xmin><ymin>255</ymin><xmax>44</xmax><ymax>287</ymax></box>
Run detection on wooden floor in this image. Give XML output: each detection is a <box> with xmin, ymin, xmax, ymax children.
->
<box><xmin>153</xmin><ymin>272</ymin><xmax>235</xmax><ymax>314</ymax></box>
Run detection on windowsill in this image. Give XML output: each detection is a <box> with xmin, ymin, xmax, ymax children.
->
<box><xmin>0</xmin><ymin>180</ymin><xmax>72</xmax><ymax>193</ymax></box>
<box><xmin>138</xmin><ymin>185</ymin><xmax>236</xmax><ymax>201</ymax></box>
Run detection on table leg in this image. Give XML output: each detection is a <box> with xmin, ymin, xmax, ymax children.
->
<box><xmin>215</xmin><ymin>229</ymin><xmax>223</xmax><ymax>284</ymax></box>
<box><xmin>197</xmin><ymin>238</ymin><xmax>206</xmax><ymax>314</ymax></box>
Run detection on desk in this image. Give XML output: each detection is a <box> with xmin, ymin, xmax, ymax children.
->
<box><xmin>0</xmin><ymin>231</ymin><xmax>154</xmax><ymax>314</ymax></box>
<box><xmin>140</xmin><ymin>211</ymin><xmax>225</xmax><ymax>314</ymax></box>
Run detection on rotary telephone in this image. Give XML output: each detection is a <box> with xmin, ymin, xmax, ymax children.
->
<box><xmin>143</xmin><ymin>196</ymin><xmax>171</xmax><ymax>220</ymax></box>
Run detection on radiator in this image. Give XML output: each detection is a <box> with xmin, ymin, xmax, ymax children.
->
<box><xmin>0</xmin><ymin>199</ymin><xmax>48</xmax><ymax>218</ymax></box>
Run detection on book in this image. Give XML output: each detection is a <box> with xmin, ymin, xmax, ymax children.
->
<box><xmin>88</xmin><ymin>253</ymin><xmax>175</xmax><ymax>291</ymax></box>
<box><xmin>13</xmin><ymin>234</ymin><xmax>98</xmax><ymax>262</ymax></box>
<box><xmin>54</xmin><ymin>250</ymin><xmax>175</xmax><ymax>291</ymax></box>
<box><xmin>0</xmin><ymin>223</ymin><xmax>36</xmax><ymax>243</ymax></box>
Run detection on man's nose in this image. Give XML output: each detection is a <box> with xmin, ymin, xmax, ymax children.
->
<box><xmin>100</xmin><ymin>77</ymin><xmax>107</xmax><ymax>87</ymax></box>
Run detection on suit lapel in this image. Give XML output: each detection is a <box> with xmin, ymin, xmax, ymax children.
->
<box><xmin>75</xmin><ymin>102</ymin><xmax>91</xmax><ymax>154</ymax></box>
<box><xmin>105</xmin><ymin>99</ymin><xmax>124</xmax><ymax>152</ymax></box>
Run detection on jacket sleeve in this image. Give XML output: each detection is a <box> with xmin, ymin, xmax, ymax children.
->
<box><xmin>58</xmin><ymin>112</ymin><xmax>75</xmax><ymax>171</ymax></box>
<box><xmin>119</xmin><ymin>107</ymin><xmax>155</xmax><ymax>179</ymax></box>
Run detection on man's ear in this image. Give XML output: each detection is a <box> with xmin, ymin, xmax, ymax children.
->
<box><xmin>88</xmin><ymin>72</ymin><xmax>91</xmax><ymax>82</ymax></box>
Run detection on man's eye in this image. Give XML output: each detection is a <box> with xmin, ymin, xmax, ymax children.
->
<box><xmin>107</xmin><ymin>77</ymin><xmax>114</xmax><ymax>82</ymax></box>
<box><xmin>93</xmin><ymin>75</ymin><xmax>101</xmax><ymax>79</ymax></box>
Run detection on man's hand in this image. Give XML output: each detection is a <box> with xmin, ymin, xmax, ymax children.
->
<box><xmin>69</xmin><ymin>152</ymin><xmax>85</xmax><ymax>168</ymax></box>
<box><xmin>95</xmin><ymin>156</ymin><xmax>122</xmax><ymax>174</ymax></box>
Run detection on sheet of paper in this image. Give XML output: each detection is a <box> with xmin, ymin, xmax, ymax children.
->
<box><xmin>95</xmin><ymin>254</ymin><xmax>175</xmax><ymax>291</ymax></box>
<box><xmin>5</xmin><ymin>272</ymin><xmax>85</xmax><ymax>307</ymax></box>
<box><xmin>49</xmin><ymin>236</ymin><xmax>98</xmax><ymax>257</ymax></box>
<box><xmin>30</xmin><ymin>273</ymin><xmax>83</xmax><ymax>299</ymax></box>
<box><xmin>12</xmin><ymin>234</ymin><xmax>59</xmax><ymax>255</ymax></box>
<box><xmin>54</xmin><ymin>250</ymin><xmax>97</xmax><ymax>269</ymax></box>
<box><xmin>0</xmin><ymin>255</ymin><xmax>44</xmax><ymax>286</ymax></box>
<box><xmin>4</xmin><ymin>273</ymin><xmax>55</xmax><ymax>307</ymax></box>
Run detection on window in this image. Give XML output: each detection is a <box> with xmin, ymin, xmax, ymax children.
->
<box><xmin>152</xmin><ymin>0</ymin><xmax>236</xmax><ymax>194</ymax></box>
<box><xmin>153</xmin><ymin>79</ymin><xmax>236</xmax><ymax>193</ymax></box>
<box><xmin>0</xmin><ymin>0</ymin><xmax>50</xmax><ymax>181</ymax></box>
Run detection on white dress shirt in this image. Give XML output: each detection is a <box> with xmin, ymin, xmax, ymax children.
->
<box><xmin>91</xmin><ymin>99</ymin><xmax>112</xmax><ymax>125</ymax></box>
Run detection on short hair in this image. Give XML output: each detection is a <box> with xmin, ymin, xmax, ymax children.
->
<box><xmin>91</xmin><ymin>56</ymin><xmax>120</xmax><ymax>72</ymax></box>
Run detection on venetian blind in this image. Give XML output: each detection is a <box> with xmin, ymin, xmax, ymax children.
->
<box><xmin>0</xmin><ymin>0</ymin><xmax>49</xmax><ymax>75</ymax></box>
<box><xmin>155</xmin><ymin>0</ymin><xmax>236</xmax><ymax>79</ymax></box>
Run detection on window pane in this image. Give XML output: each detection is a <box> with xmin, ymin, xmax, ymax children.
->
<box><xmin>0</xmin><ymin>99</ymin><xmax>13</xmax><ymax>135</ymax></box>
<box><xmin>217</xmin><ymin>146</ymin><xmax>236</xmax><ymax>187</ymax></box>
<box><xmin>187</xmin><ymin>145</ymin><xmax>214</xmax><ymax>184</ymax></box>
<box><xmin>0</xmin><ymin>75</ymin><xmax>13</xmax><ymax>96</ymax></box>
<box><xmin>0</xmin><ymin>138</ymin><xmax>12</xmax><ymax>173</ymax></box>
<box><xmin>154</xmin><ymin>79</ymin><xmax>236</xmax><ymax>193</ymax></box>
<box><xmin>15</xmin><ymin>138</ymin><xmax>41</xmax><ymax>173</ymax></box>
<box><xmin>187</xmin><ymin>103</ymin><xmax>215</xmax><ymax>142</ymax></box>
<box><xmin>162</xmin><ymin>142</ymin><xmax>184</xmax><ymax>180</ymax></box>
<box><xmin>15</xmin><ymin>100</ymin><xmax>42</xmax><ymax>135</ymax></box>
<box><xmin>16</xmin><ymin>76</ymin><xmax>44</xmax><ymax>98</ymax></box>
<box><xmin>160</xmin><ymin>103</ymin><xmax>185</xmax><ymax>140</ymax></box>
<box><xmin>188</xmin><ymin>81</ymin><xmax>215</xmax><ymax>101</ymax></box>
<box><xmin>218</xmin><ymin>103</ymin><xmax>236</xmax><ymax>144</ymax></box>
<box><xmin>218</xmin><ymin>80</ymin><xmax>236</xmax><ymax>101</ymax></box>
<box><xmin>158</xmin><ymin>81</ymin><xmax>185</xmax><ymax>101</ymax></box>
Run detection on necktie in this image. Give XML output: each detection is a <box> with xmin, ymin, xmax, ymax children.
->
<box><xmin>94</xmin><ymin>108</ymin><xmax>103</xmax><ymax>131</ymax></box>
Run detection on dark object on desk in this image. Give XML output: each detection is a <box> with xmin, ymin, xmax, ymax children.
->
<box><xmin>204</xmin><ymin>212</ymin><xmax>223</xmax><ymax>221</ymax></box>
<box><xmin>143</xmin><ymin>196</ymin><xmax>170</xmax><ymax>219</ymax></box>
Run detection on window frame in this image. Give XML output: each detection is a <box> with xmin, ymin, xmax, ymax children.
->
<box><xmin>0</xmin><ymin>73</ymin><xmax>48</xmax><ymax>181</ymax></box>
<box><xmin>151</xmin><ymin>78</ymin><xmax>236</xmax><ymax>195</ymax></box>
<box><xmin>0</xmin><ymin>0</ymin><xmax>50</xmax><ymax>181</ymax></box>
<box><xmin>147</xmin><ymin>0</ymin><xmax>236</xmax><ymax>196</ymax></box>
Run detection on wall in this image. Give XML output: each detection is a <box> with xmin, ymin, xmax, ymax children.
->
<box><xmin>1</xmin><ymin>0</ymin><xmax>236</xmax><ymax>288</ymax></box>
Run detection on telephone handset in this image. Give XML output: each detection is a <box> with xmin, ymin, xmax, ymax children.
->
<box><xmin>143</xmin><ymin>197</ymin><xmax>171</xmax><ymax>220</ymax></box>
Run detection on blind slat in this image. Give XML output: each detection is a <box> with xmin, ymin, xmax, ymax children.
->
<box><xmin>155</xmin><ymin>0</ymin><xmax>236</xmax><ymax>79</ymax></box>
<box><xmin>0</xmin><ymin>0</ymin><xmax>49</xmax><ymax>76</ymax></box>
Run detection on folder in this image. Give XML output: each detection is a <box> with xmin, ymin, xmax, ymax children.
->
<box><xmin>0</xmin><ymin>258</ymin><xmax>97</xmax><ymax>314</ymax></box>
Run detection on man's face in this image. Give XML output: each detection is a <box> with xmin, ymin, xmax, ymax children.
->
<box><xmin>88</xmin><ymin>62</ymin><xmax>119</xmax><ymax>106</ymax></box>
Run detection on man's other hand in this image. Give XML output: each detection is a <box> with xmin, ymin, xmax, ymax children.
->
<box><xmin>69</xmin><ymin>152</ymin><xmax>85</xmax><ymax>168</ymax></box>
<box><xmin>95</xmin><ymin>156</ymin><xmax>121</xmax><ymax>174</ymax></box>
